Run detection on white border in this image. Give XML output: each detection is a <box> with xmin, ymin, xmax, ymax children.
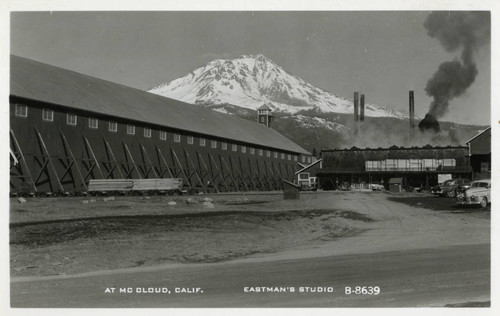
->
<box><xmin>1</xmin><ymin>1</ymin><xmax>497</xmax><ymax>316</ymax></box>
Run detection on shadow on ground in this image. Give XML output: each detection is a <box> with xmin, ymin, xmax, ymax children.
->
<box><xmin>387</xmin><ymin>195</ymin><xmax>491</xmax><ymax>215</ymax></box>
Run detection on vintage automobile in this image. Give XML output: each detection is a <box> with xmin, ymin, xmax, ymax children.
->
<box><xmin>431</xmin><ymin>178</ymin><xmax>471</xmax><ymax>197</ymax></box>
<box><xmin>369</xmin><ymin>183</ymin><xmax>385</xmax><ymax>191</ymax></box>
<box><xmin>456</xmin><ymin>179</ymin><xmax>491</xmax><ymax>208</ymax></box>
<box><xmin>338</xmin><ymin>181</ymin><xmax>351</xmax><ymax>191</ymax></box>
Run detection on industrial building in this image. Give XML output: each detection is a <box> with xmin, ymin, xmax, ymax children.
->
<box><xmin>466</xmin><ymin>127</ymin><xmax>491</xmax><ymax>180</ymax></box>
<box><xmin>318</xmin><ymin>90</ymin><xmax>474</xmax><ymax>190</ymax></box>
<box><xmin>318</xmin><ymin>145</ymin><xmax>472</xmax><ymax>190</ymax></box>
<box><xmin>9</xmin><ymin>55</ymin><xmax>312</xmax><ymax>194</ymax></box>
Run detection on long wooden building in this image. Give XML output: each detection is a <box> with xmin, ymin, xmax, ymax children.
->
<box><xmin>10</xmin><ymin>55</ymin><xmax>312</xmax><ymax>194</ymax></box>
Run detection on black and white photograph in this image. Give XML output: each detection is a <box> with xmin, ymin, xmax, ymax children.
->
<box><xmin>3</xmin><ymin>0</ymin><xmax>497</xmax><ymax>313</ymax></box>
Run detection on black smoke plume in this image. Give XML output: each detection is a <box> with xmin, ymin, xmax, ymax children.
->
<box><xmin>421</xmin><ymin>12</ymin><xmax>490</xmax><ymax>130</ymax></box>
<box><xmin>418</xmin><ymin>113</ymin><xmax>440</xmax><ymax>132</ymax></box>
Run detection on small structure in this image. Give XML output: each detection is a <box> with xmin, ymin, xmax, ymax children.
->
<box><xmin>257</xmin><ymin>103</ymin><xmax>273</xmax><ymax>127</ymax></box>
<box><xmin>466</xmin><ymin>127</ymin><xmax>491</xmax><ymax>180</ymax></box>
<box><xmin>389</xmin><ymin>178</ymin><xmax>404</xmax><ymax>192</ymax></box>
<box><xmin>282</xmin><ymin>179</ymin><xmax>300</xmax><ymax>200</ymax></box>
<box><xmin>295</xmin><ymin>158</ymin><xmax>322</xmax><ymax>190</ymax></box>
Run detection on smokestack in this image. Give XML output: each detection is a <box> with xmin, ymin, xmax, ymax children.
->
<box><xmin>409</xmin><ymin>90</ymin><xmax>415</xmax><ymax>128</ymax></box>
<box><xmin>360</xmin><ymin>94</ymin><xmax>365</xmax><ymax>121</ymax></box>
<box><xmin>353</xmin><ymin>92</ymin><xmax>359</xmax><ymax>122</ymax></box>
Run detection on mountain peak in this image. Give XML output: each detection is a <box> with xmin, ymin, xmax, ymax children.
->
<box><xmin>236</xmin><ymin>53</ymin><xmax>271</xmax><ymax>61</ymax></box>
<box><xmin>149</xmin><ymin>55</ymin><xmax>405</xmax><ymax>119</ymax></box>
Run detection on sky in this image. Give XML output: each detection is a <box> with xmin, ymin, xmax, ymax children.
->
<box><xmin>10</xmin><ymin>11</ymin><xmax>491</xmax><ymax>125</ymax></box>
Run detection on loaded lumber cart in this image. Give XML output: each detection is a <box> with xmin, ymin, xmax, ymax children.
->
<box><xmin>88</xmin><ymin>178</ymin><xmax>183</xmax><ymax>195</ymax></box>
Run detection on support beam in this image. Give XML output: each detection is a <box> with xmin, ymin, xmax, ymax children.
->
<box><xmin>197</xmin><ymin>152</ymin><xmax>220</xmax><ymax>193</ymax></box>
<box><xmin>34</xmin><ymin>127</ymin><xmax>64</xmax><ymax>192</ymax></box>
<box><xmin>103</xmin><ymin>139</ymin><xmax>125</xmax><ymax>179</ymax></box>
<box><xmin>122</xmin><ymin>142</ymin><xmax>141</xmax><ymax>179</ymax></box>
<box><xmin>258</xmin><ymin>160</ymin><xmax>271</xmax><ymax>191</ymax></box>
<box><xmin>10</xmin><ymin>129</ymin><xmax>37</xmax><ymax>192</ymax></box>
<box><xmin>184</xmin><ymin>150</ymin><xmax>206</xmax><ymax>193</ymax></box>
<box><xmin>209</xmin><ymin>153</ymin><xmax>228</xmax><ymax>192</ymax></box>
<box><xmin>265</xmin><ymin>160</ymin><xmax>278</xmax><ymax>190</ymax></box>
<box><xmin>220</xmin><ymin>155</ymin><xmax>239</xmax><ymax>191</ymax></box>
<box><xmin>59</xmin><ymin>130</ymin><xmax>87</xmax><ymax>191</ymax></box>
<box><xmin>139</xmin><ymin>143</ymin><xmax>159</xmax><ymax>178</ymax></box>
<box><xmin>239</xmin><ymin>156</ymin><xmax>255</xmax><ymax>190</ymax></box>
<box><xmin>171</xmin><ymin>148</ymin><xmax>192</xmax><ymax>190</ymax></box>
<box><xmin>155</xmin><ymin>147</ymin><xmax>174</xmax><ymax>178</ymax></box>
<box><xmin>230</xmin><ymin>156</ymin><xmax>248</xmax><ymax>191</ymax></box>
<box><xmin>82</xmin><ymin>136</ymin><xmax>104</xmax><ymax>180</ymax></box>
<box><xmin>248</xmin><ymin>157</ymin><xmax>263</xmax><ymax>191</ymax></box>
<box><xmin>273</xmin><ymin>161</ymin><xmax>284</xmax><ymax>189</ymax></box>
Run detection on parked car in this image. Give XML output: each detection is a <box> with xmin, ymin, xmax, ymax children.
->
<box><xmin>369</xmin><ymin>183</ymin><xmax>384</xmax><ymax>191</ymax></box>
<box><xmin>416</xmin><ymin>185</ymin><xmax>431</xmax><ymax>193</ymax></box>
<box><xmin>338</xmin><ymin>181</ymin><xmax>351</xmax><ymax>191</ymax></box>
<box><xmin>456</xmin><ymin>179</ymin><xmax>491</xmax><ymax>208</ymax></box>
<box><xmin>431</xmin><ymin>178</ymin><xmax>471</xmax><ymax>197</ymax></box>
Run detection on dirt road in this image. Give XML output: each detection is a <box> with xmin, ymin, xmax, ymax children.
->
<box><xmin>10</xmin><ymin>244</ymin><xmax>490</xmax><ymax>307</ymax></box>
<box><xmin>10</xmin><ymin>191</ymin><xmax>490</xmax><ymax>307</ymax></box>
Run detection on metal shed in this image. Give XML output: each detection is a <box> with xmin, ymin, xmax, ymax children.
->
<box><xmin>388</xmin><ymin>178</ymin><xmax>404</xmax><ymax>192</ymax></box>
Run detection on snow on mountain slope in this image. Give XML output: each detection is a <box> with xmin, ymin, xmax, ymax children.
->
<box><xmin>294</xmin><ymin>115</ymin><xmax>349</xmax><ymax>132</ymax></box>
<box><xmin>149</xmin><ymin>54</ymin><xmax>406</xmax><ymax>119</ymax></box>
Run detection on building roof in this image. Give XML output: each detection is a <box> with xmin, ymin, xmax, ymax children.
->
<box><xmin>321</xmin><ymin>145</ymin><xmax>467</xmax><ymax>152</ymax></box>
<box><xmin>257</xmin><ymin>103</ymin><xmax>272</xmax><ymax>111</ymax></box>
<box><xmin>466</xmin><ymin>126</ymin><xmax>491</xmax><ymax>144</ymax></box>
<box><xmin>389</xmin><ymin>178</ymin><xmax>404</xmax><ymax>184</ymax></box>
<box><xmin>10</xmin><ymin>55</ymin><xmax>309</xmax><ymax>155</ymax></box>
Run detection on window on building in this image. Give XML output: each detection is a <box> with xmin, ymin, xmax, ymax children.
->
<box><xmin>187</xmin><ymin>136</ymin><xmax>194</xmax><ymax>144</ymax></box>
<box><xmin>200</xmin><ymin>138</ymin><xmax>206</xmax><ymax>146</ymax></box>
<box><xmin>260</xmin><ymin>117</ymin><xmax>265</xmax><ymax>123</ymax></box>
<box><xmin>281</xmin><ymin>153</ymin><xmax>285</xmax><ymax>159</ymax></box>
<box><xmin>42</xmin><ymin>109</ymin><xmax>54</xmax><ymax>122</ymax></box>
<box><xmin>15</xmin><ymin>104</ymin><xmax>28</xmax><ymax>117</ymax></box>
<box><xmin>232</xmin><ymin>144</ymin><xmax>237</xmax><ymax>152</ymax></box>
<box><xmin>144</xmin><ymin>127</ymin><xmax>152</xmax><ymax>138</ymax></box>
<box><xmin>301</xmin><ymin>156</ymin><xmax>305</xmax><ymax>163</ymax></box>
<box><xmin>108</xmin><ymin>121</ymin><xmax>117</xmax><ymax>132</ymax></box>
<box><xmin>89</xmin><ymin>117</ymin><xmax>98</xmax><ymax>129</ymax></box>
<box><xmin>241</xmin><ymin>146</ymin><xmax>246</xmax><ymax>153</ymax></box>
<box><xmin>288</xmin><ymin>154</ymin><xmax>291</xmax><ymax>161</ymax></box>
<box><xmin>294</xmin><ymin>156</ymin><xmax>298</xmax><ymax>162</ymax></box>
<box><xmin>266</xmin><ymin>150</ymin><xmax>271</xmax><ymax>157</ymax></box>
<box><xmin>66</xmin><ymin>113</ymin><xmax>77</xmax><ymax>126</ymax></box>
<box><xmin>259</xmin><ymin>149</ymin><xmax>263</xmax><ymax>156</ymax></box>
<box><xmin>211</xmin><ymin>140</ymin><xmax>217</xmax><ymax>149</ymax></box>
<box><xmin>174</xmin><ymin>133</ymin><xmax>181</xmax><ymax>143</ymax></box>
<box><xmin>443</xmin><ymin>159</ymin><xmax>456</xmax><ymax>167</ymax></box>
<box><xmin>274</xmin><ymin>152</ymin><xmax>278</xmax><ymax>158</ymax></box>
<box><xmin>222</xmin><ymin>142</ymin><xmax>227</xmax><ymax>150</ymax></box>
<box><xmin>308</xmin><ymin>157</ymin><xmax>311</xmax><ymax>163</ymax></box>
<box><xmin>159</xmin><ymin>131</ymin><xmax>167</xmax><ymax>140</ymax></box>
<box><xmin>250</xmin><ymin>148</ymin><xmax>255</xmax><ymax>155</ymax></box>
<box><xmin>127</xmin><ymin>124</ymin><xmax>135</xmax><ymax>135</ymax></box>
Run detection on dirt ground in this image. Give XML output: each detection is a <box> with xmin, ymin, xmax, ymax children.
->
<box><xmin>10</xmin><ymin>190</ymin><xmax>490</xmax><ymax>278</ymax></box>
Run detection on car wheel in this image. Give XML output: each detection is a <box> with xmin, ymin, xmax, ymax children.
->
<box><xmin>480</xmin><ymin>197</ymin><xmax>488</xmax><ymax>208</ymax></box>
<box><xmin>447</xmin><ymin>191</ymin><xmax>456</xmax><ymax>198</ymax></box>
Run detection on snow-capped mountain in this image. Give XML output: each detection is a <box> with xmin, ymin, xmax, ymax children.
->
<box><xmin>149</xmin><ymin>54</ymin><xmax>406</xmax><ymax>119</ymax></box>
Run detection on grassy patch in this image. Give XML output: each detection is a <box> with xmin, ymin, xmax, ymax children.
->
<box><xmin>10</xmin><ymin>209</ymin><xmax>372</xmax><ymax>276</ymax></box>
